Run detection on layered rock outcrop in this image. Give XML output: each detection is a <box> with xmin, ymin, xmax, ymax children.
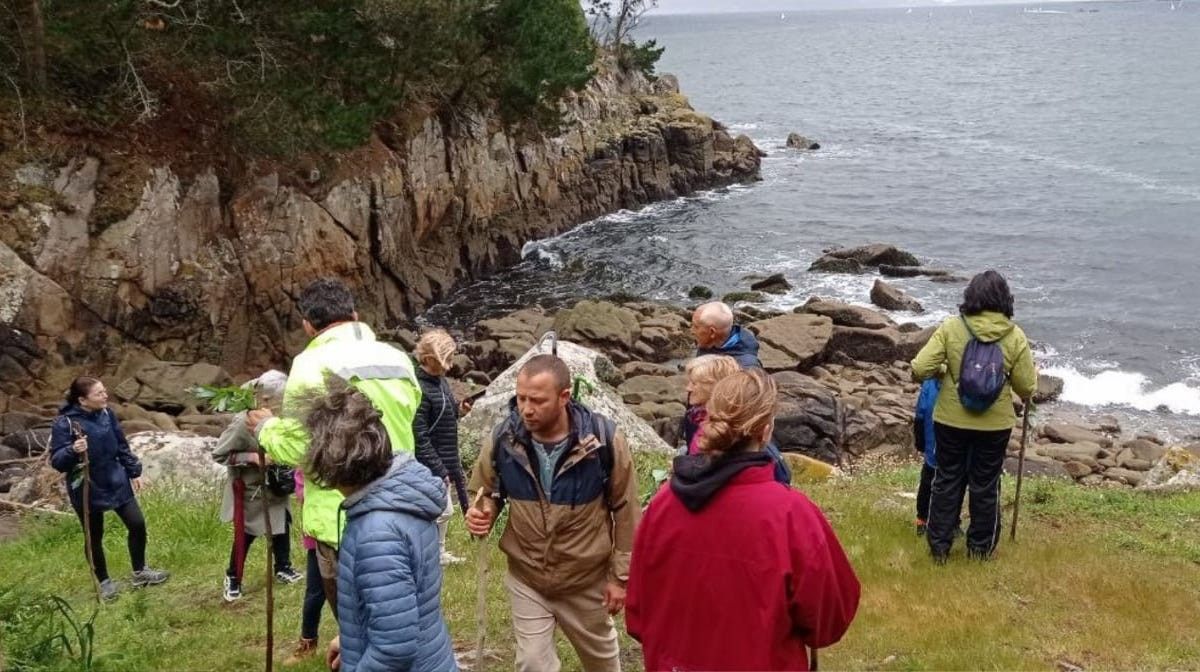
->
<box><xmin>1</xmin><ymin>69</ymin><xmax>760</xmax><ymax>406</ymax></box>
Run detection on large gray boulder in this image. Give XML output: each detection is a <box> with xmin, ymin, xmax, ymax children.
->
<box><xmin>771</xmin><ymin>372</ymin><xmax>841</xmax><ymax>464</ymax></box>
<box><xmin>128</xmin><ymin>431</ymin><xmax>224</xmax><ymax>485</ymax></box>
<box><xmin>747</xmin><ymin>314</ymin><xmax>833</xmax><ymax>373</ymax></box>
<box><xmin>809</xmin><ymin>244</ymin><xmax>920</xmax><ymax>273</ymax></box>
<box><xmin>458</xmin><ymin>340</ymin><xmax>673</xmax><ymax>472</ymax></box>
<box><xmin>799</xmin><ymin>298</ymin><xmax>896</xmax><ymax>331</ymax></box>
<box><xmin>870</xmin><ymin>279</ymin><xmax>924</xmax><ymax>313</ymax></box>
<box><xmin>1034</xmin><ymin>375</ymin><xmax>1064</xmax><ymax>404</ymax></box>
<box><xmin>552</xmin><ymin>300</ymin><xmax>643</xmax><ymax>362</ymax></box>
<box><xmin>825</xmin><ymin>325</ymin><xmax>934</xmax><ymax>364</ymax></box>
<box><xmin>1139</xmin><ymin>447</ymin><xmax>1200</xmax><ymax>492</ymax></box>
<box><xmin>785</xmin><ymin>133</ymin><xmax>820</xmax><ymax>150</ymax></box>
<box><xmin>1042</xmin><ymin>423</ymin><xmax>1113</xmax><ymax>448</ymax></box>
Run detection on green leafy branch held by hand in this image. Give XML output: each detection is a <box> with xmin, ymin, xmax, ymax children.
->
<box><xmin>191</xmin><ymin>385</ymin><xmax>257</xmax><ymax>414</ymax></box>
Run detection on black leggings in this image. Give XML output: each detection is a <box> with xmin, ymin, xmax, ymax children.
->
<box><xmin>227</xmin><ymin>514</ymin><xmax>293</xmax><ymax>580</ymax></box>
<box><xmin>927</xmin><ymin>422</ymin><xmax>1012</xmax><ymax>557</ymax></box>
<box><xmin>916</xmin><ymin>462</ymin><xmax>936</xmax><ymax>522</ymax></box>
<box><xmin>74</xmin><ymin>499</ymin><xmax>147</xmax><ymax>582</ymax></box>
<box><xmin>300</xmin><ymin>549</ymin><xmax>326</xmax><ymax>640</ymax></box>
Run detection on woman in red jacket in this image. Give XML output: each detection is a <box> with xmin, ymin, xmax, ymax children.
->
<box><xmin>626</xmin><ymin>368</ymin><xmax>860</xmax><ymax>671</ymax></box>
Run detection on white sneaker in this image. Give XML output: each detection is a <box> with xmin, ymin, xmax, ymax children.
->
<box><xmin>440</xmin><ymin>551</ymin><xmax>465</xmax><ymax>566</ymax></box>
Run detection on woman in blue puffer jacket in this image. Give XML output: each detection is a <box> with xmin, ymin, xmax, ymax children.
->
<box><xmin>303</xmin><ymin>380</ymin><xmax>456</xmax><ymax>672</ymax></box>
<box><xmin>50</xmin><ymin>376</ymin><xmax>170</xmax><ymax>601</ymax></box>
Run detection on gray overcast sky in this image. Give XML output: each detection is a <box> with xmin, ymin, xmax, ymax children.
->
<box><xmin>650</xmin><ymin>0</ymin><xmax>1079</xmax><ymax>13</ymax></box>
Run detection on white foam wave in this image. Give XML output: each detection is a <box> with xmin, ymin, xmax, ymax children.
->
<box><xmin>728</xmin><ymin>122</ymin><xmax>759</xmax><ymax>130</ymax></box>
<box><xmin>520</xmin><ymin>242</ymin><xmax>564</xmax><ymax>270</ymax></box>
<box><xmin>1041</xmin><ymin>366</ymin><xmax>1200</xmax><ymax>416</ymax></box>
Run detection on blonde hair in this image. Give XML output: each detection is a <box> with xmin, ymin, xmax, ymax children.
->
<box><xmin>697</xmin><ymin>369</ymin><xmax>778</xmax><ymax>456</ymax></box>
<box><xmin>685</xmin><ymin>355</ymin><xmax>740</xmax><ymax>392</ymax></box>
<box><xmin>415</xmin><ymin>329</ymin><xmax>456</xmax><ymax>371</ymax></box>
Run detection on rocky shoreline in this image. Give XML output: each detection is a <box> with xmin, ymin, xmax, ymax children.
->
<box><xmin>5</xmin><ymin>244</ymin><xmax>1199</xmax><ymax>511</ymax></box>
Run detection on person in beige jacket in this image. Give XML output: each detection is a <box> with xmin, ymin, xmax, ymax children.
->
<box><xmin>212</xmin><ymin>370</ymin><xmax>301</xmax><ymax>601</ymax></box>
<box><xmin>467</xmin><ymin>355</ymin><xmax>640</xmax><ymax>672</ymax></box>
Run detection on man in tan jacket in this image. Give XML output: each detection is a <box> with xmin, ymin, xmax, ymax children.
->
<box><xmin>467</xmin><ymin>354</ymin><xmax>640</xmax><ymax>672</ymax></box>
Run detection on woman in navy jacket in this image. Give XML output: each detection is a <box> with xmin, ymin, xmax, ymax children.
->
<box><xmin>50</xmin><ymin>376</ymin><xmax>169</xmax><ymax>601</ymax></box>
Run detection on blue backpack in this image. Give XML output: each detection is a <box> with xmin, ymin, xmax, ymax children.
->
<box><xmin>955</xmin><ymin>316</ymin><xmax>1008</xmax><ymax>413</ymax></box>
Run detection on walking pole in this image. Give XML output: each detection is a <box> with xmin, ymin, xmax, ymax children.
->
<box><xmin>260</xmin><ymin>449</ymin><xmax>275</xmax><ymax>672</ymax></box>
<box><xmin>471</xmin><ymin>491</ymin><xmax>490</xmax><ymax>671</ymax></box>
<box><xmin>73</xmin><ymin>421</ymin><xmax>101</xmax><ymax>603</ymax></box>
<box><xmin>1009</xmin><ymin>404</ymin><xmax>1032</xmax><ymax>542</ymax></box>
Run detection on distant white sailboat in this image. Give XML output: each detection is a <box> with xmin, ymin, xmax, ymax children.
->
<box><xmin>906</xmin><ymin>7</ymin><xmax>913</xmax><ymax>13</ymax></box>
<box><xmin>780</xmin><ymin>12</ymin><xmax>786</xmax><ymax>19</ymax></box>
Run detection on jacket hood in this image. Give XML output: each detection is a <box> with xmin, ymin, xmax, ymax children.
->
<box><xmin>720</xmin><ymin>325</ymin><xmax>759</xmax><ymax>358</ymax></box>
<box><xmin>670</xmin><ymin>450</ymin><xmax>773</xmax><ymax>512</ymax></box>
<box><xmin>343</xmin><ymin>455</ymin><xmax>445</xmax><ymax>522</ymax></box>
<box><xmin>961</xmin><ymin>311</ymin><xmax>1015</xmax><ymax>343</ymax></box>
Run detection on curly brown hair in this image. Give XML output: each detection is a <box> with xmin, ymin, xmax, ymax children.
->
<box><xmin>302</xmin><ymin>378</ymin><xmax>393</xmax><ymax>489</ymax></box>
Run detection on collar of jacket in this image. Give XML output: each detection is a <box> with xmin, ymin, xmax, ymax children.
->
<box><xmin>59</xmin><ymin>403</ymin><xmax>105</xmax><ymax>420</ymax></box>
<box><xmin>307</xmin><ymin>321</ymin><xmax>375</xmax><ymax>350</ymax></box>
<box><xmin>670</xmin><ymin>451</ymin><xmax>774</xmax><ymax>512</ymax></box>
<box><xmin>501</xmin><ymin>398</ymin><xmax>602</xmax><ymax>475</ymax></box>
<box><xmin>720</xmin><ymin>325</ymin><xmax>744</xmax><ymax>350</ymax></box>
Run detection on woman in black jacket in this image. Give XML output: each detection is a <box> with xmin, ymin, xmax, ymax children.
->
<box><xmin>412</xmin><ymin>329</ymin><xmax>470</xmax><ymax>566</ymax></box>
<box><xmin>50</xmin><ymin>376</ymin><xmax>170</xmax><ymax>601</ymax></box>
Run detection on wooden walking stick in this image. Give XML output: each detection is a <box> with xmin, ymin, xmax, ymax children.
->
<box><xmin>1010</xmin><ymin>404</ymin><xmax>1032</xmax><ymax>542</ymax></box>
<box><xmin>72</xmin><ymin>421</ymin><xmax>101</xmax><ymax>603</ymax></box>
<box><xmin>260</xmin><ymin>448</ymin><xmax>275</xmax><ymax>672</ymax></box>
<box><xmin>471</xmin><ymin>490</ymin><xmax>491</xmax><ymax>671</ymax></box>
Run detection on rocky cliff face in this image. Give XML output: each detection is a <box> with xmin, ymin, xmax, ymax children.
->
<box><xmin>0</xmin><ymin>69</ymin><xmax>761</xmax><ymax>406</ymax></box>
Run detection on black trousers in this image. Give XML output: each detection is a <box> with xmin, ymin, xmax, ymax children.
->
<box><xmin>227</xmin><ymin>512</ymin><xmax>293</xmax><ymax>580</ymax></box>
<box><xmin>73</xmin><ymin>499</ymin><xmax>147</xmax><ymax>582</ymax></box>
<box><xmin>300</xmin><ymin>548</ymin><xmax>326</xmax><ymax>640</ymax></box>
<box><xmin>927</xmin><ymin>422</ymin><xmax>1012</xmax><ymax>557</ymax></box>
<box><xmin>916</xmin><ymin>463</ymin><xmax>936</xmax><ymax>522</ymax></box>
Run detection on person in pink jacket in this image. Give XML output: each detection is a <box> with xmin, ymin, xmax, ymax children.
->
<box><xmin>680</xmin><ymin>355</ymin><xmax>741</xmax><ymax>455</ymax></box>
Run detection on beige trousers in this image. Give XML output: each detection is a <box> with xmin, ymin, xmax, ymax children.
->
<box><xmin>504</xmin><ymin>572</ymin><xmax>620</xmax><ymax>672</ymax></box>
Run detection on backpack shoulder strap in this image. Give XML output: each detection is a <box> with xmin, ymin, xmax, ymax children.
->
<box><xmin>591</xmin><ymin>414</ymin><xmax>617</xmax><ymax>511</ymax></box>
<box><xmin>489</xmin><ymin>421</ymin><xmax>511</xmax><ymax>503</ymax></box>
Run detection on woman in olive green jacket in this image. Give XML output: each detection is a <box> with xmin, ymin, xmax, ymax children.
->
<box><xmin>911</xmin><ymin>270</ymin><xmax>1037</xmax><ymax>562</ymax></box>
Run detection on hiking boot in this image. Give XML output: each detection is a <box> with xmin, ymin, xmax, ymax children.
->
<box><xmin>223</xmin><ymin>575</ymin><xmax>242</xmax><ymax>602</ymax></box>
<box><xmin>275</xmin><ymin>567</ymin><xmax>303</xmax><ymax>585</ymax></box>
<box><xmin>131</xmin><ymin>567</ymin><xmax>170</xmax><ymax>587</ymax></box>
<box><xmin>99</xmin><ymin>579</ymin><xmax>121</xmax><ymax>602</ymax></box>
<box><xmin>282</xmin><ymin>638</ymin><xmax>318</xmax><ymax>666</ymax></box>
<box><xmin>440</xmin><ymin>551</ymin><xmax>465</xmax><ymax>566</ymax></box>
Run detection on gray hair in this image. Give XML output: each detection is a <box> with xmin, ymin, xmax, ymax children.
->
<box><xmin>244</xmin><ymin>370</ymin><xmax>288</xmax><ymax>406</ymax></box>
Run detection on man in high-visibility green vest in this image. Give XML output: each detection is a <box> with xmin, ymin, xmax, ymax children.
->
<box><xmin>247</xmin><ymin>278</ymin><xmax>421</xmax><ymax>617</ymax></box>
